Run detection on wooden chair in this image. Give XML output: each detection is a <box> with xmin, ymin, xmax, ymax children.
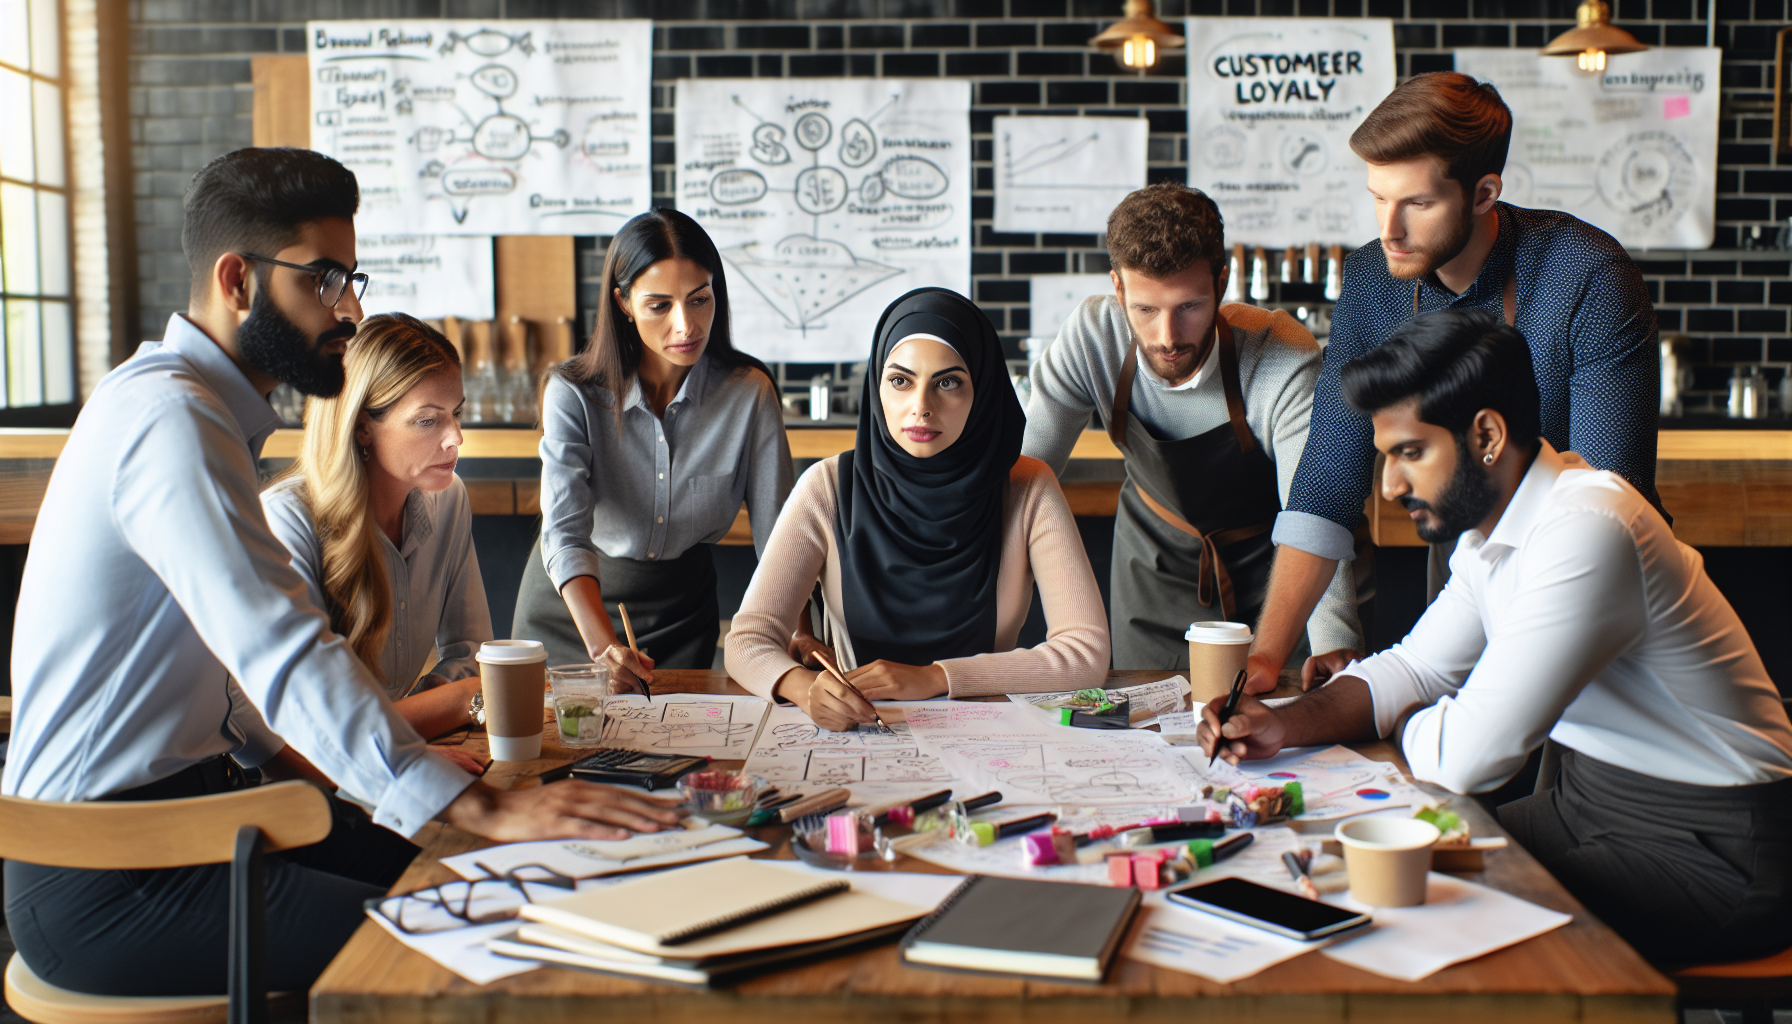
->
<box><xmin>0</xmin><ymin>781</ymin><xmax>333</xmax><ymax>1024</ymax></box>
<box><xmin>1673</xmin><ymin>946</ymin><xmax>1792</xmax><ymax>1024</ymax></box>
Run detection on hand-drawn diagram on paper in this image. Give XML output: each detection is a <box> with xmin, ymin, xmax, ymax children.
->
<box><xmin>930</xmin><ymin>735</ymin><xmax>1193</xmax><ymax>806</ymax></box>
<box><xmin>677</xmin><ymin>79</ymin><xmax>970</xmax><ymax>363</ymax></box>
<box><xmin>993</xmin><ymin>116</ymin><xmax>1148</xmax><ymax>234</ymax></box>
<box><xmin>599</xmin><ymin>693</ymin><xmax>768</xmax><ymax>760</ymax></box>
<box><xmin>1185</xmin><ymin>18</ymin><xmax>1395</xmax><ymax>246</ymax></box>
<box><xmin>1455</xmin><ymin>48</ymin><xmax>1720</xmax><ymax>249</ymax></box>
<box><xmin>1177</xmin><ymin>744</ymin><xmax>1423</xmax><ymax>822</ymax></box>
<box><xmin>355</xmin><ymin>234</ymin><xmax>494</xmax><ymax>320</ymax></box>
<box><xmin>743</xmin><ymin>705</ymin><xmax>953</xmax><ymax>786</ymax></box>
<box><xmin>308</xmin><ymin>20</ymin><xmax>652</xmax><ymax>234</ymax></box>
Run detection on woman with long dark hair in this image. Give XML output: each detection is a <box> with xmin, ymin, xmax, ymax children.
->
<box><xmin>513</xmin><ymin>209</ymin><xmax>794</xmax><ymax>679</ymax></box>
<box><xmin>725</xmin><ymin>288</ymin><xmax>1109</xmax><ymax>729</ymax></box>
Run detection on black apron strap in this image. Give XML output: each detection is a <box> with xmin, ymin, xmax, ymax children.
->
<box><xmin>1215</xmin><ymin>313</ymin><xmax>1255</xmax><ymax>454</ymax></box>
<box><xmin>1110</xmin><ymin>339</ymin><xmax>1139</xmax><ymax>452</ymax></box>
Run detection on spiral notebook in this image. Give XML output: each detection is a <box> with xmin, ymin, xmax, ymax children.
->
<box><xmin>517</xmin><ymin>856</ymin><xmax>927</xmax><ymax>958</ymax></box>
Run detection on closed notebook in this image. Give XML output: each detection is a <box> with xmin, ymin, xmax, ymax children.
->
<box><xmin>901</xmin><ymin>876</ymin><xmax>1141</xmax><ymax>981</ymax></box>
<box><xmin>490</xmin><ymin>919</ymin><xmax>913</xmax><ymax>987</ymax></box>
<box><xmin>518</xmin><ymin>856</ymin><xmax>929</xmax><ymax>958</ymax></box>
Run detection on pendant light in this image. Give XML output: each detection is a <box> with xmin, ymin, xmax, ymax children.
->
<box><xmin>1540</xmin><ymin>0</ymin><xmax>1647</xmax><ymax>73</ymax></box>
<box><xmin>1089</xmin><ymin>0</ymin><xmax>1185</xmax><ymax>72</ymax></box>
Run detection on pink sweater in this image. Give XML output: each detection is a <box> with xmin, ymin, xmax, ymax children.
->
<box><xmin>724</xmin><ymin>454</ymin><xmax>1110</xmax><ymax>700</ymax></box>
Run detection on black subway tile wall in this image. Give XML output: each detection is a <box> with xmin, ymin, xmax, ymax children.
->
<box><xmin>132</xmin><ymin>0</ymin><xmax>1787</xmax><ymax>410</ymax></box>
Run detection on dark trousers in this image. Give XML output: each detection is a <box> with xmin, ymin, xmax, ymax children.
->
<box><xmin>1500</xmin><ymin>747</ymin><xmax>1792</xmax><ymax>966</ymax></box>
<box><xmin>4</xmin><ymin>769</ymin><xmax>419</xmax><ymax>996</ymax></box>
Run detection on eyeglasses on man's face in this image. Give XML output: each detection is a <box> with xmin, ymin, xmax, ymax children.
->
<box><xmin>238</xmin><ymin>253</ymin><xmax>370</xmax><ymax>308</ymax></box>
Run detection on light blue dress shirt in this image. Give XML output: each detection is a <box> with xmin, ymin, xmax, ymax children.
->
<box><xmin>1</xmin><ymin>314</ymin><xmax>472</xmax><ymax>837</ymax></box>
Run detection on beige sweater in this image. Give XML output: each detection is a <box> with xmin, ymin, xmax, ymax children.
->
<box><xmin>725</xmin><ymin>454</ymin><xmax>1111</xmax><ymax>700</ymax></box>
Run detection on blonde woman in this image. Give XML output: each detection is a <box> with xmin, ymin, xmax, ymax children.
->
<box><xmin>261</xmin><ymin>313</ymin><xmax>493</xmax><ymax>741</ymax></box>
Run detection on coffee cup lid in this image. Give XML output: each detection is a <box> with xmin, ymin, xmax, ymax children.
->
<box><xmin>1185</xmin><ymin>621</ymin><xmax>1253</xmax><ymax>643</ymax></box>
<box><xmin>478</xmin><ymin>639</ymin><xmax>547</xmax><ymax>664</ymax></box>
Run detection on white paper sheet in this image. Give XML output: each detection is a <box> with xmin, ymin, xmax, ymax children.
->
<box><xmin>308</xmin><ymin>19</ymin><xmax>653</xmax><ymax>234</ymax></box>
<box><xmin>758</xmin><ymin>858</ymin><xmax>966</xmax><ymax>910</ymax></box>
<box><xmin>1455</xmin><ymin>47</ymin><xmax>1720</xmax><ymax>249</ymax></box>
<box><xmin>742</xmin><ymin>703</ymin><xmax>954</xmax><ymax>796</ymax></box>
<box><xmin>1321</xmin><ymin>873</ymin><xmax>1572</xmax><ymax>981</ymax></box>
<box><xmin>1126</xmin><ymin>902</ymin><xmax>1323</xmax><ymax>983</ymax></box>
<box><xmin>928</xmin><ymin>732</ymin><xmax>1193</xmax><ymax>806</ymax></box>
<box><xmin>1184</xmin><ymin>17</ymin><xmax>1396</xmax><ymax>247</ymax></box>
<box><xmin>676</xmin><ymin>78</ymin><xmax>971</xmax><ymax>363</ymax></box>
<box><xmin>1176</xmin><ymin>744</ymin><xmax>1425</xmax><ymax>822</ymax></box>
<box><xmin>902</xmin><ymin>700</ymin><xmax>1065</xmax><ymax>744</ymax></box>
<box><xmin>354</xmin><ymin>234</ymin><xmax>494</xmax><ymax>320</ymax></box>
<box><xmin>368</xmin><ymin>874</ymin><xmax>636</xmax><ymax>984</ymax></box>
<box><xmin>992</xmin><ymin>115</ymin><xmax>1148</xmax><ymax>234</ymax></box>
<box><xmin>598</xmin><ymin>692</ymin><xmax>770</xmax><ymax>760</ymax></box>
<box><xmin>439</xmin><ymin>831</ymin><xmax>768</xmax><ymax>882</ymax></box>
<box><xmin>1007</xmin><ymin>676</ymin><xmax>1191</xmax><ymax>728</ymax></box>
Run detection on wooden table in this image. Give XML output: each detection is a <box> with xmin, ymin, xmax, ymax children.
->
<box><xmin>310</xmin><ymin>671</ymin><xmax>1675</xmax><ymax>1023</ymax></box>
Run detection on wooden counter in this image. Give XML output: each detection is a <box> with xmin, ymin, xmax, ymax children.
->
<box><xmin>310</xmin><ymin>669</ymin><xmax>1674</xmax><ymax>1024</ymax></box>
<box><xmin>1</xmin><ymin>428</ymin><xmax>1789</xmax><ymax>547</ymax></box>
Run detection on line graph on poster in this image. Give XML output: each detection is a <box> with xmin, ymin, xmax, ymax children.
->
<box><xmin>992</xmin><ymin>116</ymin><xmax>1147</xmax><ymax>234</ymax></box>
<box><xmin>308</xmin><ymin>19</ymin><xmax>653</xmax><ymax>235</ymax></box>
<box><xmin>678</xmin><ymin>79</ymin><xmax>970</xmax><ymax>362</ymax></box>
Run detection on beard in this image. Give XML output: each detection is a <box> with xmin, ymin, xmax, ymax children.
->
<box><xmin>1385</xmin><ymin>206</ymin><xmax>1476</xmax><ymax>282</ymax></box>
<box><xmin>1401</xmin><ymin>436</ymin><xmax>1502</xmax><ymax>545</ymax></box>
<box><xmin>237</xmin><ymin>289</ymin><xmax>352</xmax><ymax>397</ymax></box>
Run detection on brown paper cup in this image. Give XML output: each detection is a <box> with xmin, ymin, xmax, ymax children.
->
<box><xmin>1185</xmin><ymin>621</ymin><xmax>1253</xmax><ymax>704</ymax></box>
<box><xmin>478</xmin><ymin>640</ymin><xmax>547</xmax><ymax>761</ymax></box>
<box><xmin>1335</xmin><ymin>816</ymin><xmax>1441</xmax><ymax>907</ymax></box>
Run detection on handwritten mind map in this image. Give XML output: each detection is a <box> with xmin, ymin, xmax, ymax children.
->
<box><xmin>677</xmin><ymin>79</ymin><xmax>970</xmax><ymax>363</ymax></box>
<box><xmin>930</xmin><ymin>734</ymin><xmax>1194</xmax><ymax>806</ymax></box>
<box><xmin>599</xmin><ymin>693</ymin><xmax>768</xmax><ymax>760</ymax></box>
<box><xmin>742</xmin><ymin>704</ymin><xmax>952</xmax><ymax>788</ymax></box>
<box><xmin>1185</xmin><ymin>17</ymin><xmax>1395</xmax><ymax>247</ymax></box>
<box><xmin>308</xmin><ymin>20</ymin><xmax>652</xmax><ymax>234</ymax></box>
<box><xmin>1455</xmin><ymin>47</ymin><xmax>1720</xmax><ymax>249</ymax></box>
<box><xmin>1177</xmin><ymin>744</ymin><xmax>1423</xmax><ymax>823</ymax></box>
<box><xmin>993</xmin><ymin>116</ymin><xmax>1148</xmax><ymax>234</ymax></box>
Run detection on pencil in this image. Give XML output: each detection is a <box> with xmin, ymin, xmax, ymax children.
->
<box><xmin>812</xmin><ymin>649</ymin><xmax>893</xmax><ymax>734</ymax></box>
<box><xmin>618</xmin><ymin>602</ymin><xmax>647</xmax><ymax>703</ymax></box>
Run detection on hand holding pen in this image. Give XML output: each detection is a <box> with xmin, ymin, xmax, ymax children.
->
<box><xmin>812</xmin><ymin>650</ymin><xmax>894</xmax><ymax>735</ymax></box>
<box><xmin>1209</xmin><ymin>668</ymin><xmax>1249</xmax><ymax>766</ymax></box>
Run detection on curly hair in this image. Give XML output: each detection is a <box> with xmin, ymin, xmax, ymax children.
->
<box><xmin>1105</xmin><ymin>181</ymin><xmax>1226</xmax><ymax>282</ymax></box>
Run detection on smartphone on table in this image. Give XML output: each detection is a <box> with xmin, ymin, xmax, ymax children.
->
<box><xmin>1165</xmin><ymin>877</ymin><xmax>1373</xmax><ymax>942</ymax></box>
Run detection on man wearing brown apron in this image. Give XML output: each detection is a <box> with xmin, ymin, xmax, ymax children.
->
<box><xmin>1023</xmin><ymin>183</ymin><xmax>1361</xmax><ymax>669</ymax></box>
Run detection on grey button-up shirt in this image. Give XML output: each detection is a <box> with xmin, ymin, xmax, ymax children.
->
<box><xmin>2</xmin><ymin>314</ymin><xmax>471</xmax><ymax>836</ymax></box>
<box><xmin>539</xmin><ymin>355</ymin><xmax>794</xmax><ymax>589</ymax></box>
<box><xmin>262</xmin><ymin>475</ymin><xmax>492</xmax><ymax>699</ymax></box>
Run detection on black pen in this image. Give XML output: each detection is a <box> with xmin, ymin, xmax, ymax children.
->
<box><xmin>1210</xmin><ymin>668</ymin><xmax>1249</xmax><ymax>767</ymax></box>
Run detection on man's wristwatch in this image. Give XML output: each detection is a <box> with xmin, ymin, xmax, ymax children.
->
<box><xmin>468</xmin><ymin>691</ymin><xmax>485</xmax><ymax>726</ymax></box>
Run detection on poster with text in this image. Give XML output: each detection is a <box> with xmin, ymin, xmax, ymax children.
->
<box><xmin>355</xmin><ymin>235</ymin><xmax>494</xmax><ymax>321</ymax></box>
<box><xmin>307</xmin><ymin>20</ymin><xmax>652</xmax><ymax>235</ymax></box>
<box><xmin>676</xmin><ymin>79</ymin><xmax>971</xmax><ymax>363</ymax></box>
<box><xmin>1185</xmin><ymin>17</ymin><xmax>1395</xmax><ymax>247</ymax></box>
<box><xmin>1455</xmin><ymin>48</ymin><xmax>1720</xmax><ymax>249</ymax></box>
<box><xmin>993</xmin><ymin>116</ymin><xmax>1148</xmax><ymax>234</ymax></box>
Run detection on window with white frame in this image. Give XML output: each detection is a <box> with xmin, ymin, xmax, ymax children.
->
<box><xmin>0</xmin><ymin>0</ymin><xmax>75</xmax><ymax>409</ymax></box>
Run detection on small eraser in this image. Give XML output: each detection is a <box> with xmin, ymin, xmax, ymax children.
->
<box><xmin>826</xmin><ymin>812</ymin><xmax>860</xmax><ymax>856</ymax></box>
<box><xmin>1132</xmin><ymin>854</ymin><xmax>1163</xmax><ymax>889</ymax></box>
<box><xmin>1106</xmin><ymin>852</ymin><xmax>1134</xmax><ymax>887</ymax></box>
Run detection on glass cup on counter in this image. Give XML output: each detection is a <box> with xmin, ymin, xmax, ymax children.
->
<box><xmin>548</xmin><ymin>663</ymin><xmax>611</xmax><ymax>748</ymax></box>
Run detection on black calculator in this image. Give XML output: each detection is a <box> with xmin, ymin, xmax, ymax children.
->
<box><xmin>539</xmin><ymin>748</ymin><xmax>708</xmax><ymax>790</ymax></box>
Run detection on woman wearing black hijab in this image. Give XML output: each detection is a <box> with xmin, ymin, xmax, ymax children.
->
<box><xmin>726</xmin><ymin>289</ymin><xmax>1109</xmax><ymax>730</ymax></box>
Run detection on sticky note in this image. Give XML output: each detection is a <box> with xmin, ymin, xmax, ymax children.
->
<box><xmin>1663</xmin><ymin>95</ymin><xmax>1690</xmax><ymax>120</ymax></box>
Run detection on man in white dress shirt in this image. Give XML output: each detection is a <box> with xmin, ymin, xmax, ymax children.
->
<box><xmin>1199</xmin><ymin>308</ymin><xmax>1792</xmax><ymax>965</ymax></box>
<box><xmin>2</xmin><ymin>148</ymin><xmax>680</xmax><ymax>997</ymax></box>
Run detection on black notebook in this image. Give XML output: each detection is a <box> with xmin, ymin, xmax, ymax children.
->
<box><xmin>900</xmin><ymin>876</ymin><xmax>1141</xmax><ymax>981</ymax></box>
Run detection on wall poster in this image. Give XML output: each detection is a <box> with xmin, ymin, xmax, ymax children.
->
<box><xmin>992</xmin><ymin>115</ymin><xmax>1148</xmax><ymax>234</ymax></box>
<box><xmin>1455</xmin><ymin>48</ymin><xmax>1721</xmax><ymax>250</ymax></box>
<box><xmin>1184</xmin><ymin>17</ymin><xmax>1395</xmax><ymax>248</ymax></box>
<box><xmin>676</xmin><ymin>79</ymin><xmax>971</xmax><ymax>363</ymax></box>
<box><xmin>307</xmin><ymin>20</ymin><xmax>653</xmax><ymax>235</ymax></box>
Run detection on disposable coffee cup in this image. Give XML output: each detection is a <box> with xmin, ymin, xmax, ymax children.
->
<box><xmin>477</xmin><ymin>640</ymin><xmax>548</xmax><ymax>761</ymax></box>
<box><xmin>1186</xmin><ymin>621</ymin><xmax>1253</xmax><ymax>704</ymax></box>
<box><xmin>1335</xmin><ymin>816</ymin><xmax>1441</xmax><ymax>907</ymax></box>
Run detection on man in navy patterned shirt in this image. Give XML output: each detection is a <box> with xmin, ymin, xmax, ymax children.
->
<box><xmin>1246</xmin><ymin>72</ymin><xmax>1660</xmax><ymax>694</ymax></box>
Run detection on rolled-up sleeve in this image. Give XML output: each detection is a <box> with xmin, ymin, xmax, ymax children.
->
<box><xmin>539</xmin><ymin>375</ymin><xmax>605</xmax><ymax>591</ymax></box>
<box><xmin>115</xmin><ymin>399</ymin><xmax>473</xmax><ymax>837</ymax></box>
